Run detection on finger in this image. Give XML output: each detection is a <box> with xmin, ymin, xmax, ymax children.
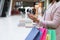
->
<box><xmin>28</xmin><ymin>15</ymin><xmax>33</xmax><ymax>20</ymax></box>
<box><xmin>28</xmin><ymin>14</ymin><xmax>34</xmax><ymax>18</ymax></box>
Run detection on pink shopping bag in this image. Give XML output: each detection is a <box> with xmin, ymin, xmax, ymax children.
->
<box><xmin>38</xmin><ymin>28</ymin><xmax>47</xmax><ymax>40</ymax></box>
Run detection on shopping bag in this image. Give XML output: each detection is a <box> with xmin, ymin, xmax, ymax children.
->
<box><xmin>46</xmin><ymin>34</ymin><xmax>50</xmax><ymax>40</ymax></box>
<box><xmin>34</xmin><ymin>28</ymin><xmax>42</xmax><ymax>40</ymax></box>
<box><xmin>39</xmin><ymin>28</ymin><xmax>47</xmax><ymax>40</ymax></box>
<box><xmin>48</xmin><ymin>29</ymin><xmax>56</xmax><ymax>40</ymax></box>
<box><xmin>25</xmin><ymin>27</ymin><xmax>40</xmax><ymax>40</ymax></box>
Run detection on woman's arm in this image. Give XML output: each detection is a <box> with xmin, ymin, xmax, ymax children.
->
<box><xmin>39</xmin><ymin>7</ymin><xmax>60</xmax><ymax>29</ymax></box>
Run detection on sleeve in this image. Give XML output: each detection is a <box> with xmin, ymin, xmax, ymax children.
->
<box><xmin>38</xmin><ymin>7</ymin><xmax>60</xmax><ymax>29</ymax></box>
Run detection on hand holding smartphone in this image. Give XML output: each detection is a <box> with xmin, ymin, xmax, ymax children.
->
<box><xmin>28</xmin><ymin>13</ymin><xmax>39</xmax><ymax>23</ymax></box>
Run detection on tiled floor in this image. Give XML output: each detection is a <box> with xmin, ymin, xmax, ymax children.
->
<box><xmin>0</xmin><ymin>15</ymin><xmax>32</xmax><ymax>40</ymax></box>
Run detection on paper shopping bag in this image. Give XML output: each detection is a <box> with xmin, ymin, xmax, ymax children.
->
<box><xmin>46</xmin><ymin>34</ymin><xmax>50</xmax><ymax>40</ymax></box>
<box><xmin>48</xmin><ymin>29</ymin><xmax>56</xmax><ymax>40</ymax></box>
<box><xmin>25</xmin><ymin>27</ymin><xmax>39</xmax><ymax>40</ymax></box>
<box><xmin>39</xmin><ymin>28</ymin><xmax>47</xmax><ymax>40</ymax></box>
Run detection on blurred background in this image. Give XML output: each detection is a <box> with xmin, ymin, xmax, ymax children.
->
<box><xmin>0</xmin><ymin>0</ymin><xmax>50</xmax><ymax>18</ymax></box>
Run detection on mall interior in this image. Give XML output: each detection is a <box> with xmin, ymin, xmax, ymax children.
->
<box><xmin>0</xmin><ymin>0</ymin><xmax>59</xmax><ymax>40</ymax></box>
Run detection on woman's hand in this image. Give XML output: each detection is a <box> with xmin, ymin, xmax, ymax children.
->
<box><xmin>28</xmin><ymin>13</ymin><xmax>39</xmax><ymax>23</ymax></box>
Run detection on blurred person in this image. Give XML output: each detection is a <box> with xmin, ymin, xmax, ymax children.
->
<box><xmin>36</xmin><ymin>2</ymin><xmax>43</xmax><ymax>16</ymax></box>
<box><xmin>35</xmin><ymin>2</ymin><xmax>44</xmax><ymax>20</ymax></box>
<box><xmin>28</xmin><ymin>0</ymin><xmax>60</xmax><ymax>40</ymax></box>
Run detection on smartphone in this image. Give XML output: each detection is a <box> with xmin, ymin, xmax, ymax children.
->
<box><xmin>27</xmin><ymin>8</ymin><xmax>36</xmax><ymax>15</ymax></box>
<box><xmin>27</xmin><ymin>9</ymin><xmax>31</xmax><ymax>13</ymax></box>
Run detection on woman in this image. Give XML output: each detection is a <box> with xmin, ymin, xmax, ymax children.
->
<box><xmin>35</xmin><ymin>2</ymin><xmax>44</xmax><ymax>19</ymax></box>
<box><xmin>28</xmin><ymin>0</ymin><xmax>60</xmax><ymax>40</ymax></box>
<box><xmin>37</xmin><ymin>2</ymin><xmax>43</xmax><ymax>16</ymax></box>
